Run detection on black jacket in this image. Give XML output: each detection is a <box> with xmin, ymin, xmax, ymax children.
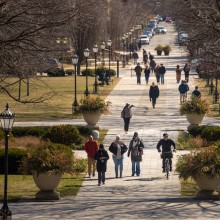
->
<box><xmin>159</xmin><ymin>66</ymin><xmax>166</xmax><ymax>74</ymax></box>
<box><xmin>149</xmin><ymin>85</ymin><xmax>159</xmax><ymax>99</ymax></box>
<box><xmin>94</xmin><ymin>149</ymin><xmax>109</xmax><ymax>172</ymax></box>
<box><xmin>156</xmin><ymin>139</ymin><xmax>176</xmax><ymax>152</ymax></box>
<box><xmin>109</xmin><ymin>141</ymin><xmax>128</xmax><ymax>156</ymax></box>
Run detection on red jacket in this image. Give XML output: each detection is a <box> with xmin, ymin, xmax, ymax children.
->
<box><xmin>85</xmin><ymin>140</ymin><xmax>98</xmax><ymax>158</ymax></box>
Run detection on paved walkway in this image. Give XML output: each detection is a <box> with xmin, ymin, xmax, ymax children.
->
<box><xmin>11</xmin><ymin>22</ymin><xmax>220</xmax><ymax>219</ymax></box>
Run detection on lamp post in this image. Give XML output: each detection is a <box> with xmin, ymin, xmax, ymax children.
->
<box><xmin>100</xmin><ymin>42</ymin><xmax>105</xmax><ymax>68</ymax></box>
<box><xmin>93</xmin><ymin>45</ymin><xmax>99</xmax><ymax>94</ymax></box>
<box><xmin>72</xmin><ymin>55</ymin><xmax>79</xmax><ymax>112</ymax></box>
<box><xmin>107</xmin><ymin>39</ymin><xmax>112</xmax><ymax>74</ymax></box>
<box><xmin>122</xmin><ymin>35</ymin><xmax>126</xmax><ymax>68</ymax></box>
<box><xmin>128</xmin><ymin>31</ymin><xmax>132</xmax><ymax>58</ymax></box>
<box><xmin>56</xmin><ymin>37</ymin><xmax>68</xmax><ymax>69</ymax></box>
<box><xmin>213</xmin><ymin>77</ymin><xmax>219</xmax><ymax>103</ymax></box>
<box><xmin>84</xmin><ymin>48</ymin><xmax>90</xmax><ymax>97</ymax></box>
<box><xmin>0</xmin><ymin>104</ymin><xmax>15</xmax><ymax>220</ymax></box>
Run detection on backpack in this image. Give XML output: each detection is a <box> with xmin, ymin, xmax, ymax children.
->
<box><xmin>121</xmin><ymin>109</ymin><xmax>125</xmax><ymax>118</ymax></box>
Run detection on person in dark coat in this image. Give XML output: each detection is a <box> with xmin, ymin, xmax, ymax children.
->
<box><xmin>149</xmin><ymin>59</ymin><xmax>156</xmax><ymax>74</ymax></box>
<box><xmin>128</xmin><ymin>132</ymin><xmax>145</xmax><ymax>176</ymax></box>
<box><xmin>94</xmin><ymin>144</ymin><xmax>109</xmax><ymax>186</ymax></box>
<box><xmin>144</xmin><ymin>65</ymin><xmax>151</xmax><ymax>84</ymax></box>
<box><xmin>134</xmin><ymin>63</ymin><xmax>143</xmax><ymax>85</ymax></box>
<box><xmin>192</xmin><ymin>86</ymin><xmax>201</xmax><ymax>99</ymax></box>
<box><xmin>143</xmin><ymin>49</ymin><xmax>148</xmax><ymax>64</ymax></box>
<box><xmin>149</xmin><ymin>82</ymin><xmax>160</xmax><ymax>108</ymax></box>
<box><xmin>158</xmin><ymin>63</ymin><xmax>166</xmax><ymax>84</ymax></box>
<box><xmin>183</xmin><ymin>63</ymin><xmax>190</xmax><ymax>83</ymax></box>
<box><xmin>155</xmin><ymin>65</ymin><xmax>160</xmax><ymax>84</ymax></box>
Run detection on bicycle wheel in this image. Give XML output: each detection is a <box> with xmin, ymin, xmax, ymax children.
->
<box><xmin>165</xmin><ymin>159</ymin><xmax>169</xmax><ymax>179</ymax></box>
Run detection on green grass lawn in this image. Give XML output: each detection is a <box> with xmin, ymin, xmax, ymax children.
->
<box><xmin>0</xmin><ymin>173</ymin><xmax>85</xmax><ymax>201</ymax></box>
<box><xmin>0</xmin><ymin>75</ymin><xmax>120</xmax><ymax>121</ymax></box>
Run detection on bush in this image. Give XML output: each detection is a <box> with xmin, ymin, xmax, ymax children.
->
<box><xmin>73</xmin><ymin>158</ymin><xmax>87</xmax><ymax>173</ymax></box>
<box><xmin>65</xmin><ymin>69</ymin><xmax>74</xmax><ymax>76</ymax></box>
<box><xmin>77</xmin><ymin>126</ymin><xmax>92</xmax><ymax>137</ymax></box>
<box><xmin>81</xmin><ymin>69</ymin><xmax>95</xmax><ymax>77</ymax></box>
<box><xmin>201</xmin><ymin>126</ymin><xmax>220</xmax><ymax>142</ymax></box>
<box><xmin>188</xmin><ymin>125</ymin><xmax>207</xmax><ymax>137</ymax></box>
<box><xmin>46</xmin><ymin>68</ymin><xmax>65</xmax><ymax>77</ymax></box>
<box><xmin>12</xmin><ymin>126</ymin><xmax>50</xmax><ymax>137</ymax></box>
<box><xmin>0</xmin><ymin>148</ymin><xmax>27</xmax><ymax>174</ymax></box>
<box><xmin>96</xmin><ymin>67</ymin><xmax>116</xmax><ymax>77</ymax></box>
<box><xmin>43</xmin><ymin>125</ymin><xmax>82</xmax><ymax>146</ymax></box>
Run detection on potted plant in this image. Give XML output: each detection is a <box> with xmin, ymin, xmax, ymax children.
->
<box><xmin>21</xmin><ymin>141</ymin><xmax>74</xmax><ymax>200</ymax></box>
<box><xmin>154</xmin><ymin>44</ymin><xmax>163</xmax><ymax>55</ymax></box>
<box><xmin>78</xmin><ymin>96</ymin><xmax>111</xmax><ymax>127</ymax></box>
<box><xmin>180</xmin><ymin>96</ymin><xmax>209</xmax><ymax>126</ymax></box>
<box><xmin>163</xmin><ymin>45</ymin><xmax>172</xmax><ymax>55</ymax></box>
<box><xmin>176</xmin><ymin>146</ymin><xmax>220</xmax><ymax>199</ymax></box>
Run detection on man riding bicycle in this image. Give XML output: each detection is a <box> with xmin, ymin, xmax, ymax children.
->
<box><xmin>156</xmin><ymin>133</ymin><xmax>176</xmax><ymax>172</ymax></box>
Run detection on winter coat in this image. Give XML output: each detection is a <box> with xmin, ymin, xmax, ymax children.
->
<box><xmin>94</xmin><ymin>149</ymin><xmax>109</xmax><ymax>172</ymax></box>
<box><xmin>133</xmin><ymin>52</ymin><xmax>139</xmax><ymax>59</ymax></box>
<box><xmin>128</xmin><ymin>138</ymin><xmax>144</xmax><ymax>162</ymax></box>
<box><xmin>178</xmin><ymin>83</ymin><xmax>189</xmax><ymax>94</ymax></box>
<box><xmin>149</xmin><ymin>60</ymin><xmax>156</xmax><ymax>69</ymax></box>
<box><xmin>158</xmin><ymin>66</ymin><xmax>166</xmax><ymax>74</ymax></box>
<box><xmin>149</xmin><ymin>85</ymin><xmax>159</xmax><ymax>99</ymax></box>
<box><xmin>135</xmin><ymin>65</ymin><xmax>142</xmax><ymax>75</ymax></box>
<box><xmin>176</xmin><ymin>68</ymin><xmax>182</xmax><ymax>81</ymax></box>
<box><xmin>109</xmin><ymin>141</ymin><xmax>128</xmax><ymax>156</ymax></box>
<box><xmin>85</xmin><ymin>140</ymin><xmax>99</xmax><ymax>158</ymax></box>
<box><xmin>144</xmin><ymin>68</ymin><xmax>151</xmax><ymax>78</ymax></box>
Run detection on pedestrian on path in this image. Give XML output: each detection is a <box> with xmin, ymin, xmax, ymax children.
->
<box><xmin>156</xmin><ymin>133</ymin><xmax>176</xmax><ymax>172</ymax></box>
<box><xmin>128</xmin><ymin>132</ymin><xmax>144</xmax><ymax>176</ymax></box>
<box><xmin>85</xmin><ymin>135</ymin><xmax>99</xmax><ymax>178</ymax></box>
<box><xmin>94</xmin><ymin>144</ymin><xmax>109</xmax><ymax>186</ymax></box>
<box><xmin>143</xmin><ymin>49</ymin><xmax>148</xmax><ymax>64</ymax></box>
<box><xmin>159</xmin><ymin>63</ymin><xmax>166</xmax><ymax>84</ymax></box>
<box><xmin>109</xmin><ymin>135</ymin><xmax>128</xmax><ymax>178</ymax></box>
<box><xmin>149</xmin><ymin>59</ymin><xmax>156</xmax><ymax>74</ymax></box>
<box><xmin>183</xmin><ymin>63</ymin><xmax>190</xmax><ymax>83</ymax></box>
<box><xmin>192</xmin><ymin>86</ymin><xmax>201</xmax><ymax>99</ymax></box>
<box><xmin>155</xmin><ymin>65</ymin><xmax>160</xmax><ymax>84</ymax></box>
<box><xmin>144</xmin><ymin>65</ymin><xmax>151</xmax><ymax>84</ymax></box>
<box><xmin>121</xmin><ymin>103</ymin><xmax>134</xmax><ymax>133</ymax></box>
<box><xmin>149</xmin><ymin>52</ymin><xmax>154</xmax><ymax>61</ymax></box>
<box><xmin>178</xmin><ymin>80</ymin><xmax>189</xmax><ymax>104</ymax></box>
<box><xmin>149</xmin><ymin>82</ymin><xmax>160</xmax><ymax>108</ymax></box>
<box><xmin>175</xmin><ymin>65</ymin><xmax>182</xmax><ymax>83</ymax></box>
<box><xmin>134</xmin><ymin>63</ymin><xmax>143</xmax><ymax>85</ymax></box>
<box><xmin>133</xmin><ymin>50</ymin><xmax>139</xmax><ymax>65</ymax></box>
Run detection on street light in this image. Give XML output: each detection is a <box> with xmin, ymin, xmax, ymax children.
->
<box><xmin>100</xmin><ymin>42</ymin><xmax>106</xmax><ymax>68</ymax></box>
<box><xmin>93</xmin><ymin>45</ymin><xmax>99</xmax><ymax>94</ymax></box>
<box><xmin>107</xmin><ymin>39</ymin><xmax>112</xmax><ymax>74</ymax></box>
<box><xmin>122</xmin><ymin>35</ymin><xmax>126</xmax><ymax>68</ymax></box>
<box><xmin>56</xmin><ymin>37</ymin><xmax>68</xmax><ymax>69</ymax></box>
<box><xmin>0</xmin><ymin>104</ymin><xmax>15</xmax><ymax>220</ymax></box>
<box><xmin>72</xmin><ymin>55</ymin><xmax>79</xmax><ymax>112</ymax></box>
<box><xmin>84</xmin><ymin>48</ymin><xmax>90</xmax><ymax>97</ymax></box>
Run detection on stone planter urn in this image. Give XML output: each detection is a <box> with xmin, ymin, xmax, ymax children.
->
<box><xmin>82</xmin><ymin>111</ymin><xmax>101</xmax><ymax>127</ymax></box>
<box><xmin>185</xmin><ymin>113</ymin><xmax>204</xmax><ymax>126</ymax></box>
<box><xmin>194</xmin><ymin>175</ymin><xmax>220</xmax><ymax>200</ymax></box>
<box><xmin>156</xmin><ymin>50</ymin><xmax>162</xmax><ymax>55</ymax></box>
<box><xmin>33</xmin><ymin>172</ymin><xmax>62</xmax><ymax>200</ymax></box>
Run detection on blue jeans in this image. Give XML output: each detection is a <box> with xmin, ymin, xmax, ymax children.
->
<box><xmin>113</xmin><ymin>155</ymin><xmax>124</xmax><ymax>177</ymax></box>
<box><xmin>160</xmin><ymin>74</ymin><xmax>164</xmax><ymax>84</ymax></box>
<box><xmin>134</xmin><ymin>58</ymin><xmax>138</xmax><ymax>65</ymax></box>
<box><xmin>132</xmin><ymin>160</ymin><xmax>140</xmax><ymax>175</ymax></box>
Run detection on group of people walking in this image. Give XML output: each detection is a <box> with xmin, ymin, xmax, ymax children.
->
<box><xmin>84</xmin><ymin>132</ymin><xmax>176</xmax><ymax>186</ymax></box>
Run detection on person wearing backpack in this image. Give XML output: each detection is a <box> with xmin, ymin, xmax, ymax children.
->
<box><xmin>121</xmin><ymin>103</ymin><xmax>134</xmax><ymax>133</ymax></box>
<box><xmin>178</xmin><ymin>80</ymin><xmax>189</xmax><ymax>104</ymax></box>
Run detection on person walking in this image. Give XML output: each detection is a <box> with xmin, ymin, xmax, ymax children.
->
<box><xmin>192</xmin><ymin>86</ymin><xmax>201</xmax><ymax>99</ymax></box>
<box><xmin>149</xmin><ymin>59</ymin><xmax>157</xmax><ymax>74</ymax></box>
<box><xmin>149</xmin><ymin>82</ymin><xmax>160</xmax><ymax>108</ymax></box>
<box><xmin>133</xmin><ymin>50</ymin><xmax>139</xmax><ymax>65</ymax></box>
<box><xmin>143</xmin><ymin>49</ymin><xmax>148</xmax><ymax>64</ymax></box>
<box><xmin>121</xmin><ymin>103</ymin><xmax>134</xmax><ymax>133</ymax></box>
<box><xmin>128</xmin><ymin>132</ymin><xmax>145</xmax><ymax>176</ymax></box>
<box><xmin>155</xmin><ymin>65</ymin><xmax>160</xmax><ymax>84</ymax></box>
<box><xmin>178</xmin><ymin>80</ymin><xmax>189</xmax><ymax>104</ymax></box>
<box><xmin>144</xmin><ymin>65</ymin><xmax>151</xmax><ymax>84</ymax></box>
<box><xmin>134</xmin><ymin>63</ymin><xmax>143</xmax><ymax>85</ymax></box>
<box><xmin>159</xmin><ymin>63</ymin><xmax>166</xmax><ymax>84</ymax></box>
<box><xmin>183</xmin><ymin>63</ymin><xmax>190</xmax><ymax>83</ymax></box>
<box><xmin>109</xmin><ymin>135</ymin><xmax>128</xmax><ymax>178</ymax></box>
<box><xmin>148</xmin><ymin>52</ymin><xmax>154</xmax><ymax>61</ymax></box>
<box><xmin>94</xmin><ymin>144</ymin><xmax>109</xmax><ymax>186</ymax></box>
<box><xmin>176</xmin><ymin>65</ymin><xmax>182</xmax><ymax>83</ymax></box>
<box><xmin>85</xmin><ymin>135</ymin><xmax>99</xmax><ymax>177</ymax></box>
<box><xmin>156</xmin><ymin>133</ymin><xmax>176</xmax><ymax>172</ymax></box>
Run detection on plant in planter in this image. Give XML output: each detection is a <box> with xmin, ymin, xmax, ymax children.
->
<box><xmin>78</xmin><ymin>96</ymin><xmax>111</xmax><ymax>127</ymax></box>
<box><xmin>176</xmin><ymin>145</ymin><xmax>220</xmax><ymax>199</ymax></box>
<box><xmin>154</xmin><ymin>44</ymin><xmax>163</xmax><ymax>55</ymax></box>
<box><xmin>180</xmin><ymin>96</ymin><xmax>209</xmax><ymax>126</ymax></box>
<box><xmin>21</xmin><ymin>141</ymin><xmax>74</xmax><ymax>200</ymax></box>
<box><xmin>163</xmin><ymin>45</ymin><xmax>172</xmax><ymax>55</ymax></box>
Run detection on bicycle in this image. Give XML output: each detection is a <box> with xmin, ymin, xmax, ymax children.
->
<box><xmin>161</xmin><ymin>151</ymin><xmax>173</xmax><ymax>180</ymax></box>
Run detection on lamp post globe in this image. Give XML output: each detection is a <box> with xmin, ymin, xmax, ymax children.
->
<box><xmin>72</xmin><ymin>55</ymin><xmax>79</xmax><ymax>112</ymax></box>
<box><xmin>93</xmin><ymin>45</ymin><xmax>99</xmax><ymax>94</ymax></box>
<box><xmin>84</xmin><ymin>48</ymin><xmax>90</xmax><ymax>97</ymax></box>
<box><xmin>100</xmin><ymin>42</ymin><xmax>105</xmax><ymax>68</ymax></box>
<box><xmin>107</xmin><ymin>39</ymin><xmax>112</xmax><ymax>75</ymax></box>
<box><xmin>0</xmin><ymin>103</ymin><xmax>15</xmax><ymax>220</ymax></box>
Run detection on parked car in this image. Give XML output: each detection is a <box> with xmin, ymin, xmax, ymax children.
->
<box><xmin>46</xmin><ymin>58</ymin><xmax>61</xmax><ymax>68</ymax></box>
<box><xmin>179</xmin><ymin>33</ymin><xmax>188</xmax><ymax>45</ymax></box>
<box><xmin>155</xmin><ymin>26</ymin><xmax>167</xmax><ymax>34</ymax></box>
<box><xmin>165</xmin><ymin>17</ymin><xmax>172</xmax><ymax>23</ymax></box>
<box><xmin>140</xmin><ymin>35</ymin><xmax>150</xmax><ymax>45</ymax></box>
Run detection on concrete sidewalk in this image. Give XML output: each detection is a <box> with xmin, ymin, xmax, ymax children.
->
<box><xmin>11</xmin><ymin>22</ymin><xmax>220</xmax><ymax>219</ymax></box>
